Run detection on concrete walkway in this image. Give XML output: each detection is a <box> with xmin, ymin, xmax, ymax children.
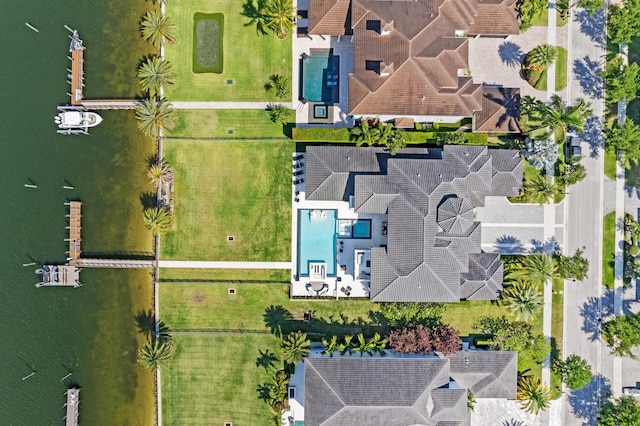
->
<box><xmin>170</xmin><ymin>102</ymin><xmax>293</xmax><ymax>110</ymax></box>
<box><xmin>158</xmin><ymin>261</ymin><xmax>291</xmax><ymax>269</ymax></box>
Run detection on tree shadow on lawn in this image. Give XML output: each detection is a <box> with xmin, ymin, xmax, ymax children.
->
<box><xmin>139</xmin><ymin>191</ymin><xmax>157</xmax><ymax>210</ymax></box>
<box><xmin>135</xmin><ymin>309</ymin><xmax>171</xmax><ymax>341</ymax></box>
<box><xmin>574</xmin><ymin>8</ymin><xmax>606</xmax><ymax>47</ymax></box>
<box><xmin>263</xmin><ymin>304</ymin><xmax>387</xmax><ymax>339</ymax></box>
<box><xmin>580</xmin><ymin>289</ymin><xmax>614</xmax><ymax>342</ymax></box>
<box><xmin>256</xmin><ymin>348</ymin><xmax>279</xmax><ymax>371</ymax></box>
<box><xmin>567</xmin><ymin>373</ymin><xmax>611</xmax><ymax>424</ymax></box>
<box><xmin>573</xmin><ymin>56</ymin><xmax>604</xmax><ymax>100</ymax></box>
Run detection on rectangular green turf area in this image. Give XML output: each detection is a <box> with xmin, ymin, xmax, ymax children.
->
<box><xmin>162</xmin><ymin>334</ymin><xmax>279</xmax><ymax>425</ymax></box>
<box><xmin>193</xmin><ymin>13</ymin><xmax>223</xmax><ymax>73</ymax></box>
<box><xmin>164</xmin><ymin>0</ymin><xmax>292</xmax><ymax>101</ymax></box>
<box><xmin>171</xmin><ymin>109</ymin><xmax>287</xmax><ymax>139</ymax></box>
<box><xmin>161</xmin><ymin>141</ymin><xmax>293</xmax><ymax>261</ymax></box>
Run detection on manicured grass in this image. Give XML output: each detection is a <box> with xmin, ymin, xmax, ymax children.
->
<box><xmin>528</xmin><ymin>9</ymin><xmax>568</xmax><ymax>27</ymax></box>
<box><xmin>605</xmin><ymin>149</ymin><xmax>617</xmax><ymax>180</ymax></box>
<box><xmin>555</xmin><ymin>47</ymin><xmax>568</xmax><ymax>91</ymax></box>
<box><xmin>160</xmin><ymin>268</ymin><xmax>290</xmax><ymax>282</ymax></box>
<box><xmin>603</xmin><ymin>212</ymin><xmax>616</xmax><ymax>288</ymax></box>
<box><xmin>161</xmin><ymin>141</ymin><xmax>293</xmax><ymax>261</ymax></box>
<box><xmin>550</xmin><ymin>278</ymin><xmax>564</xmax><ymax>399</ymax></box>
<box><xmin>170</xmin><ymin>109</ymin><xmax>287</xmax><ymax>139</ymax></box>
<box><xmin>164</xmin><ymin>0</ymin><xmax>292</xmax><ymax>101</ymax></box>
<box><xmin>162</xmin><ymin>333</ymin><xmax>279</xmax><ymax>425</ymax></box>
<box><xmin>160</xmin><ymin>283</ymin><xmax>379</xmax><ymax>334</ymax></box>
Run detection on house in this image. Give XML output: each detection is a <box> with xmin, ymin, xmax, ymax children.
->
<box><xmin>292</xmin><ymin>145</ymin><xmax>523</xmax><ymax>302</ymax></box>
<box><xmin>303</xmin><ymin>0</ymin><xmax>521</xmax><ymax>131</ymax></box>
<box><xmin>287</xmin><ymin>351</ymin><xmax>517</xmax><ymax>425</ymax></box>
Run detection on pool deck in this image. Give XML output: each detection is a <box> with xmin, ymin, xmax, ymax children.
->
<box><xmin>290</xmin><ymin>153</ymin><xmax>387</xmax><ymax>299</ymax></box>
<box><xmin>292</xmin><ymin>1</ymin><xmax>354</xmax><ymax>128</ymax></box>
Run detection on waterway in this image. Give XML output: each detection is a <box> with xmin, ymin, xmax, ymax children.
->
<box><xmin>0</xmin><ymin>1</ymin><xmax>156</xmax><ymax>424</ymax></box>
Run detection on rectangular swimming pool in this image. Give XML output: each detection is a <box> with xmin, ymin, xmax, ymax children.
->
<box><xmin>298</xmin><ymin>209</ymin><xmax>336</xmax><ymax>277</ymax></box>
<box><xmin>302</xmin><ymin>51</ymin><xmax>340</xmax><ymax>103</ymax></box>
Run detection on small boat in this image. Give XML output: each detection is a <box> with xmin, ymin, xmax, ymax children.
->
<box><xmin>56</xmin><ymin>110</ymin><xmax>102</xmax><ymax>130</ymax></box>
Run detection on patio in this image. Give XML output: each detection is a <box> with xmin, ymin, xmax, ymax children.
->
<box><xmin>290</xmin><ymin>153</ymin><xmax>387</xmax><ymax>298</ymax></box>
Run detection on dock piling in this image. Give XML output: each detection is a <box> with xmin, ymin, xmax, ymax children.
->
<box><xmin>25</xmin><ymin>23</ymin><xmax>39</xmax><ymax>32</ymax></box>
<box><xmin>21</xmin><ymin>371</ymin><xmax>36</xmax><ymax>381</ymax></box>
<box><xmin>63</xmin><ymin>185</ymin><xmax>74</xmax><ymax>190</ymax></box>
<box><xmin>60</xmin><ymin>372</ymin><xmax>73</xmax><ymax>382</ymax></box>
<box><xmin>22</xmin><ymin>262</ymin><xmax>36</xmax><ymax>267</ymax></box>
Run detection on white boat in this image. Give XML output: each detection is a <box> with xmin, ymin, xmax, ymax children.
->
<box><xmin>56</xmin><ymin>110</ymin><xmax>102</xmax><ymax>129</ymax></box>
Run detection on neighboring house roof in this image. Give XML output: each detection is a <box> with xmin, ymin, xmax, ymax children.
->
<box><xmin>304</xmin><ymin>145</ymin><xmax>523</xmax><ymax>302</ymax></box>
<box><xmin>303</xmin><ymin>353</ymin><xmax>517</xmax><ymax>426</ymax></box>
<box><xmin>307</xmin><ymin>0</ymin><xmax>520</xmax><ymax>125</ymax></box>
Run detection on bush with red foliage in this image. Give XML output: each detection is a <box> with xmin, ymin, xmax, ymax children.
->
<box><xmin>388</xmin><ymin>324</ymin><xmax>461</xmax><ymax>355</ymax></box>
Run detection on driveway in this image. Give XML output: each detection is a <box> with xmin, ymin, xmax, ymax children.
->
<box><xmin>469</xmin><ymin>26</ymin><xmax>568</xmax><ymax>99</ymax></box>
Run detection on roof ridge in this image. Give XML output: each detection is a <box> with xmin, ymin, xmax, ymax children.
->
<box><xmin>307</xmin><ymin>360</ymin><xmax>348</xmax><ymax>407</ymax></box>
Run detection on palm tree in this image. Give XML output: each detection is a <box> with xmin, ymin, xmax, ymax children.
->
<box><xmin>526</xmin><ymin>44</ymin><xmax>558</xmax><ymax>71</ymax></box>
<box><xmin>534</xmin><ymin>95</ymin><xmax>592</xmax><ymax>139</ymax></box>
<box><xmin>352</xmin><ymin>120</ymin><xmax>379</xmax><ymax>146</ymax></box>
<box><xmin>369</xmin><ymin>332</ymin><xmax>388</xmax><ymax>356</ymax></box>
<box><xmin>526</xmin><ymin>174</ymin><xmax>555</xmax><ymax>205</ymax></box>
<box><xmin>147</xmin><ymin>159</ymin><xmax>174</xmax><ymax>188</ymax></box>
<box><xmin>264</xmin><ymin>0</ymin><xmax>298</xmax><ymax>39</ymax></box>
<box><xmin>523</xmin><ymin>253</ymin><xmax>557</xmax><ymax>285</ymax></box>
<box><xmin>322</xmin><ymin>335</ymin><xmax>339</xmax><ymax>357</ymax></box>
<box><xmin>339</xmin><ymin>335</ymin><xmax>355</xmax><ymax>356</ymax></box>
<box><xmin>354</xmin><ymin>333</ymin><xmax>375</xmax><ymax>356</ymax></box>
<box><xmin>280</xmin><ymin>331</ymin><xmax>310</xmax><ymax>365</ymax></box>
<box><xmin>143</xmin><ymin>206</ymin><xmax>174</xmax><ymax>235</ymax></box>
<box><xmin>520</xmin><ymin>95</ymin><xmax>539</xmax><ymax>115</ymax></box>
<box><xmin>141</xmin><ymin>9</ymin><xmax>176</xmax><ymax>49</ymax></box>
<box><xmin>517</xmin><ymin>377</ymin><xmax>551</xmax><ymax>414</ymax></box>
<box><xmin>502</xmin><ymin>280</ymin><xmax>543</xmax><ymax>321</ymax></box>
<box><xmin>138</xmin><ymin>339</ymin><xmax>176</xmax><ymax>370</ymax></box>
<box><xmin>135</xmin><ymin>98</ymin><xmax>174</xmax><ymax>138</ymax></box>
<box><xmin>137</xmin><ymin>56</ymin><xmax>176</xmax><ymax>97</ymax></box>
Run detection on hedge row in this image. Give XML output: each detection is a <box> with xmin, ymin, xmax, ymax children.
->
<box><xmin>291</xmin><ymin>127</ymin><xmax>490</xmax><ymax>145</ymax></box>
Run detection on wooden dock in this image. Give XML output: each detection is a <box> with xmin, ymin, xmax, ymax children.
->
<box><xmin>35</xmin><ymin>265</ymin><xmax>81</xmax><ymax>287</ymax></box>
<box><xmin>69</xmin><ymin>31</ymin><xmax>84</xmax><ymax>106</ymax></box>
<box><xmin>80</xmin><ymin>100</ymin><xmax>138</xmax><ymax>110</ymax></box>
<box><xmin>65</xmin><ymin>387</ymin><xmax>80</xmax><ymax>426</ymax></box>
<box><xmin>68</xmin><ymin>201</ymin><xmax>82</xmax><ymax>265</ymax></box>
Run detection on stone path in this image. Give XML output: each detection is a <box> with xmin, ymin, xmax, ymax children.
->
<box><xmin>169</xmin><ymin>102</ymin><xmax>292</xmax><ymax>110</ymax></box>
<box><xmin>158</xmin><ymin>260</ymin><xmax>291</xmax><ymax>269</ymax></box>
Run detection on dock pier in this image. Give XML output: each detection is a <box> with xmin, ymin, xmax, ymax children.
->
<box><xmin>65</xmin><ymin>387</ymin><xmax>80</xmax><ymax>426</ymax></box>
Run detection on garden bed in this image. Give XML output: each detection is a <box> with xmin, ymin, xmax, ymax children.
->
<box><xmin>193</xmin><ymin>13</ymin><xmax>223</xmax><ymax>73</ymax></box>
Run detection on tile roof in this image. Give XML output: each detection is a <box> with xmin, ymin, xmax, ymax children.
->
<box><xmin>304</xmin><ymin>145</ymin><xmax>524</xmax><ymax>302</ymax></box>
<box><xmin>304</xmin><ymin>354</ymin><xmax>517</xmax><ymax>426</ymax></box>
<box><xmin>475</xmin><ymin>87</ymin><xmax>522</xmax><ymax>133</ymax></box>
<box><xmin>308</xmin><ymin>0</ymin><xmax>519</xmax><ymax>118</ymax></box>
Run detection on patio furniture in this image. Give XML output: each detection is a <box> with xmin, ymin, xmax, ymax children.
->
<box><xmin>311</xmin><ymin>281</ymin><xmax>325</xmax><ymax>291</ymax></box>
<box><xmin>340</xmin><ymin>286</ymin><xmax>351</xmax><ymax>296</ymax></box>
<box><xmin>347</xmin><ymin>286</ymin><xmax>352</xmax><ymax>292</ymax></box>
<box><xmin>293</xmin><ymin>170</ymin><xmax>304</xmax><ymax>176</ymax></box>
<box><xmin>337</xmin><ymin>277</ymin><xmax>342</xmax><ymax>282</ymax></box>
<box><xmin>293</xmin><ymin>154</ymin><xmax>304</xmax><ymax>161</ymax></box>
<box><xmin>294</xmin><ymin>197</ymin><xmax>299</xmax><ymax>202</ymax></box>
<box><xmin>341</xmin><ymin>264</ymin><xmax>347</xmax><ymax>271</ymax></box>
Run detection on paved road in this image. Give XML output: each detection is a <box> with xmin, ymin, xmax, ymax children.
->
<box><xmin>562</xmin><ymin>6</ymin><xmax>609</xmax><ymax>425</ymax></box>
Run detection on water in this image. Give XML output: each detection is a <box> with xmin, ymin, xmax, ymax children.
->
<box><xmin>302</xmin><ymin>52</ymin><xmax>339</xmax><ymax>103</ymax></box>
<box><xmin>298</xmin><ymin>209</ymin><xmax>337</xmax><ymax>276</ymax></box>
<box><xmin>1</xmin><ymin>1</ymin><xmax>156</xmax><ymax>424</ymax></box>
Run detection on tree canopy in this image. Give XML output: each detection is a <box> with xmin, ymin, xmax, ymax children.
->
<box><xmin>602</xmin><ymin>314</ymin><xmax>640</xmax><ymax>357</ymax></box>
<box><xmin>605</xmin><ymin>118</ymin><xmax>640</xmax><ymax>164</ymax></box>
<box><xmin>388</xmin><ymin>324</ymin><xmax>461</xmax><ymax>355</ymax></box>
<box><xmin>598</xmin><ymin>396</ymin><xmax>640</xmax><ymax>426</ymax></box>
<box><xmin>517</xmin><ymin>376</ymin><xmax>551</xmax><ymax>414</ymax></box>
<box><xmin>601</xmin><ymin>57</ymin><xmax>640</xmax><ymax>105</ymax></box>
<box><xmin>552</xmin><ymin>354</ymin><xmax>593</xmax><ymax>390</ymax></box>
<box><xmin>608</xmin><ymin>0</ymin><xmax>640</xmax><ymax>45</ymax></box>
<box><xmin>280</xmin><ymin>331</ymin><xmax>310</xmax><ymax>364</ymax></box>
<box><xmin>555</xmin><ymin>249</ymin><xmax>589</xmax><ymax>281</ymax></box>
<box><xmin>523</xmin><ymin>136</ymin><xmax>560</xmax><ymax>171</ymax></box>
<box><xmin>377</xmin><ymin>302</ymin><xmax>444</xmax><ymax>328</ymax></box>
<box><xmin>476</xmin><ymin>316</ymin><xmax>550</xmax><ymax>365</ymax></box>
<box><xmin>502</xmin><ymin>280</ymin><xmax>543</xmax><ymax>321</ymax></box>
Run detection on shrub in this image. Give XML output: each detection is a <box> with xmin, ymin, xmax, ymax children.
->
<box><xmin>291</xmin><ymin>127</ymin><xmax>351</xmax><ymax>142</ymax></box>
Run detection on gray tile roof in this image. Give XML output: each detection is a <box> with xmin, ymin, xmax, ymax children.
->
<box><xmin>304</xmin><ymin>146</ymin><xmax>523</xmax><ymax>302</ymax></box>
<box><xmin>304</xmin><ymin>354</ymin><xmax>516</xmax><ymax>426</ymax></box>
<box><xmin>447</xmin><ymin>351</ymin><xmax>518</xmax><ymax>399</ymax></box>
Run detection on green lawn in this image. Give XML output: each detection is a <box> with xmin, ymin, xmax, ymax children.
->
<box><xmin>162</xmin><ymin>333</ymin><xmax>279</xmax><ymax>425</ymax></box>
<box><xmin>160</xmin><ymin>268</ymin><xmax>290</xmax><ymax>282</ymax></box>
<box><xmin>164</xmin><ymin>0</ymin><xmax>292</xmax><ymax>101</ymax></box>
<box><xmin>551</xmin><ymin>278</ymin><xmax>564</xmax><ymax>399</ymax></box>
<box><xmin>528</xmin><ymin>9</ymin><xmax>568</xmax><ymax>27</ymax></box>
<box><xmin>160</xmin><ymin>283</ymin><xmax>379</xmax><ymax>335</ymax></box>
<box><xmin>603</xmin><ymin>212</ymin><xmax>616</xmax><ymax>288</ymax></box>
<box><xmin>605</xmin><ymin>149</ymin><xmax>617</xmax><ymax>181</ymax></box>
<box><xmin>555</xmin><ymin>47</ymin><xmax>568</xmax><ymax>91</ymax></box>
<box><xmin>170</xmin><ymin>109</ymin><xmax>288</xmax><ymax>139</ymax></box>
<box><xmin>161</xmin><ymin>140</ymin><xmax>293</xmax><ymax>261</ymax></box>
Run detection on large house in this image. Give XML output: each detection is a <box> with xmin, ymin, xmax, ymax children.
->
<box><xmin>302</xmin><ymin>0</ymin><xmax>521</xmax><ymax>131</ymax></box>
<box><xmin>286</xmin><ymin>351</ymin><xmax>518</xmax><ymax>425</ymax></box>
<box><xmin>291</xmin><ymin>145</ymin><xmax>523</xmax><ymax>302</ymax></box>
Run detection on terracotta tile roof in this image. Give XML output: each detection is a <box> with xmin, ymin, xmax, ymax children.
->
<box><xmin>475</xmin><ymin>86</ymin><xmax>521</xmax><ymax>132</ymax></box>
<box><xmin>308</xmin><ymin>0</ymin><xmax>520</xmax><ymax>118</ymax></box>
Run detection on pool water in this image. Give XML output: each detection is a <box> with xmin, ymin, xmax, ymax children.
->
<box><xmin>298</xmin><ymin>209</ymin><xmax>337</xmax><ymax>276</ymax></box>
<box><xmin>302</xmin><ymin>52</ymin><xmax>340</xmax><ymax>103</ymax></box>
<box><xmin>352</xmin><ymin>220</ymin><xmax>372</xmax><ymax>238</ymax></box>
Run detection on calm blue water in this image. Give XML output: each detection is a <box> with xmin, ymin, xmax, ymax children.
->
<box><xmin>298</xmin><ymin>209</ymin><xmax>336</xmax><ymax>276</ymax></box>
<box><xmin>352</xmin><ymin>220</ymin><xmax>372</xmax><ymax>238</ymax></box>
<box><xmin>302</xmin><ymin>53</ymin><xmax>338</xmax><ymax>103</ymax></box>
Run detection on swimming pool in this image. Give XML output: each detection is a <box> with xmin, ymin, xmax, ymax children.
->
<box><xmin>352</xmin><ymin>220</ymin><xmax>372</xmax><ymax>238</ymax></box>
<box><xmin>298</xmin><ymin>209</ymin><xmax>337</xmax><ymax>277</ymax></box>
<box><xmin>302</xmin><ymin>51</ymin><xmax>340</xmax><ymax>103</ymax></box>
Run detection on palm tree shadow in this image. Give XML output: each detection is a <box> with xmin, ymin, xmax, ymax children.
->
<box><xmin>263</xmin><ymin>305</ymin><xmax>293</xmax><ymax>337</ymax></box>
<box><xmin>256</xmin><ymin>349</ymin><xmax>279</xmax><ymax>371</ymax></box>
<box><xmin>495</xmin><ymin>235</ymin><xmax>525</xmax><ymax>254</ymax></box>
<box><xmin>135</xmin><ymin>309</ymin><xmax>171</xmax><ymax>342</ymax></box>
<box><xmin>498</xmin><ymin>41</ymin><xmax>524</xmax><ymax>68</ymax></box>
<box><xmin>574</xmin><ymin>8</ymin><xmax>606</xmax><ymax>47</ymax></box>
<box><xmin>581</xmin><ymin>116</ymin><xmax>604</xmax><ymax>158</ymax></box>
<box><xmin>140</xmin><ymin>191</ymin><xmax>157</xmax><ymax>210</ymax></box>
<box><xmin>240</xmin><ymin>0</ymin><xmax>269</xmax><ymax>35</ymax></box>
<box><xmin>580</xmin><ymin>289</ymin><xmax>614</xmax><ymax>341</ymax></box>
